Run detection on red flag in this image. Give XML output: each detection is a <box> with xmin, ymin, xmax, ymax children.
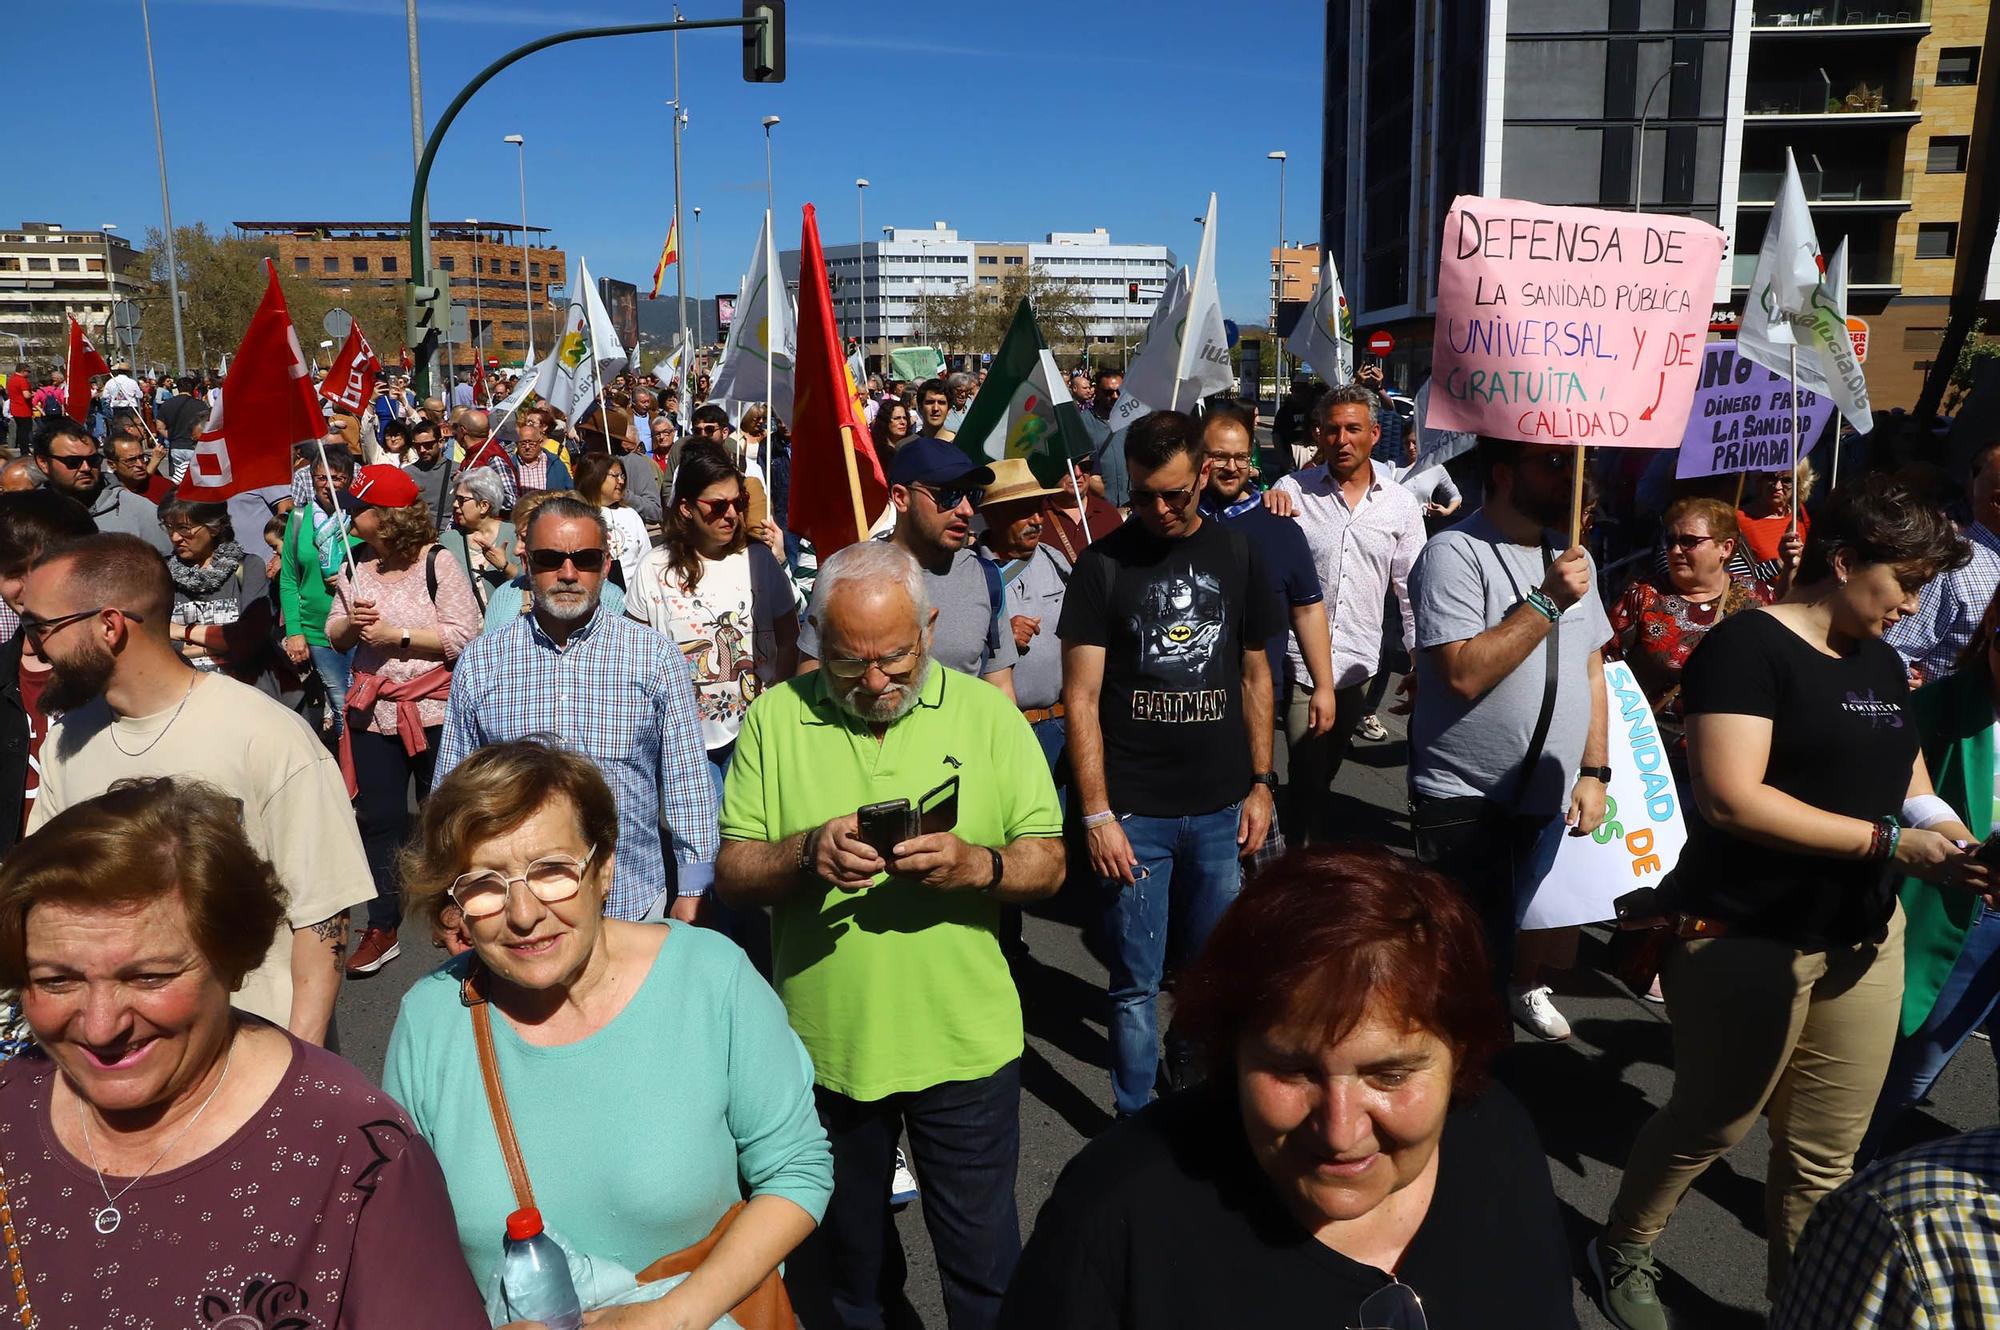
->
<box><xmin>317</xmin><ymin>322</ymin><xmax>381</xmax><ymax>414</ymax></box>
<box><xmin>472</xmin><ymin>356</ymin><xmax>491</xmax><ymax>409</ymax></box>
<box><xmin>66</xmin><ymin>317</ymin><xmax>109</xmax><ymax>421</ymax></box>
<box><xmin>181</xmin><ymin>262</ymin><xmax>326</xmax><ymax>499</ymax></box>
<box><xmin>787</xmin><ymin>204</ymin><xmax>888</xmax><ymax>554</ymax></box>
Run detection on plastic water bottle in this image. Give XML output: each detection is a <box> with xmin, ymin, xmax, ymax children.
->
<box><xmin>500</xmin><ymin>1207</ymin><xmax>583</xmax><ymax>1330</ymax></box>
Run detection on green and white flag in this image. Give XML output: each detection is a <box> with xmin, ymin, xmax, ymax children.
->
<box><xmin>953</xmin><ymin>298</ymin><xmax>1092</xmax><ymax>487</ymax></box>
<box><xmin>710</xmin><ymin>210</ymin><xmax>795</xmax><ymax>420</ymax></box>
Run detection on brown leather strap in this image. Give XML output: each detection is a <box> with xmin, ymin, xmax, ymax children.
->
<box><xmin>0</xmin><ymin>1154</ymin><xmax>38</xmax><ymax>1329</ymax></box>
<box><xmin>464</xmin><ymin>967</ymin><xmax>536</xmax><ymax>1212</ymax></box>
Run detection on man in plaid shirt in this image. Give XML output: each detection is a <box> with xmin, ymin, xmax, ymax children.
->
<box><xmin>436</xmin><ymin>494</ymin><xmax>715</xmax><ymax>923</ymax></box>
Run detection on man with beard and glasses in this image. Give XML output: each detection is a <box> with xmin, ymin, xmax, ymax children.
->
<box><xmin>717</xmin><ymin>539</ymin><xmax>1064</xmax><ymax>1330</ymax></box>
<box><xmin>435</xmin><ymin>496</ymin><xmax>716</xmax><ymax>925</ymax></box>
<box><xmin>21</xmin><ymin>533</ymin><xmax>371</xmax><ymax>1045</ymax></box>
<box><xmin>1407</xmin><ymin>436</ymin><xmax>1611</xmax><ymax>1039</ymax></box>
<box><xmin>0</xmin><ymin>489</ymin><xmax>95</xmax><ymax>854</ymax></box>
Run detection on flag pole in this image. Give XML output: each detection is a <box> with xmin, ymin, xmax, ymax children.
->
<box><xmin>1065</xmin><ymin>459</ymin><xmax>1094</xmax><ymax>546</ymax></box>
<box><xmin>1568</xmin><ymin>445</ymin><xmax>1587</xmax><ymax>548</ymax></box>
<box><xmin>310</xmin><ymin>434</ymin><xmax>363</xmax><ymax>605</ymax></box>
<box><xmin>1788</xmin><ymin>345</ymin><xmax>1800</xmax><ymax>530</ymax></box>
<box><xmin>1733</xmin><ymin>471</ymin><xmax>1746</xmax><ymax>509</ymax></box>
<box><xmin>837</xmin><ymin>424</ymin><xmax>870</xmax><ymax>544</ymax></box>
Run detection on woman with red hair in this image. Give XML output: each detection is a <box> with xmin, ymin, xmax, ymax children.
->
<box><xmin>1000</xmin><ymin>845</ymin><xmax>1575</xmax><ymax>1329</ymax></box>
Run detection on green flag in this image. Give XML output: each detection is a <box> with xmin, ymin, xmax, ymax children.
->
<box><xmin>953</xmin><ymin>299</ymin><xmax>1092</xmax><ymax>487</ymax></box>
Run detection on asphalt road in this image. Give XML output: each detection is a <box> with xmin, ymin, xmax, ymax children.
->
<box><xmin>331</xmin><ymin>694</ymin><xmax>1998</xmax><ymax>1329</ymax></box>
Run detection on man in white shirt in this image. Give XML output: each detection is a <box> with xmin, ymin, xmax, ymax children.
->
<box><xmin>100</xmin><ymin>363</ymin><xmax>145</xmax><ymax>423</ymax></box>
<box><xmin>1265</xmin><ymin>384</ymin><xmax>1426</xmax><ymax>842</ymax></box>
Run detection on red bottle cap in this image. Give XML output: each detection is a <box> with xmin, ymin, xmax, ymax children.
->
<box><xmin>505</xmin><ymin>1207</ymin><xmax>544</xmax><ymax>1240</ymax></box>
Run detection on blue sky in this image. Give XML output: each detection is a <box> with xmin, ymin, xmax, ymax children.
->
<box><xmin>32</xmin><ymin>0</ymin><xmax>1325</xmax><ymax>327</ymax></box>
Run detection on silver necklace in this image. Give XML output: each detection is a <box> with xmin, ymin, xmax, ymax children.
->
<box><xmin>75</xmin><ymin>1032</ymin><xmax>235</xmax><ymax>1235</ymax></box>
<box><xmin>108</xmin><ymin>671</ymin><xmax>197</xmax><ymax>759</ymax></box>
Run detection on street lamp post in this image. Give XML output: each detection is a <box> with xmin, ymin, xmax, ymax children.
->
<box><xmin>1267</xmin><ymin>149</ymin><xmax>1288</xmax><ymax>399</ymax></box>
<box><xmin>761</xmin><ymin>115</ymin><xmax>780</xmax><ymax>218</ymax></box>
<box><xmin>504</xmin><ymin>135</ymin><xmax>532</xmax><ymax>361</ymax></box>
<box><xmin>138</xmin><ymin>0</ymin><xmax>187</xmax><ymax>375</ymax></box>
<box><xmin>692</xmin><ymin>206</ymin><xmax>703</xmax><ymax>344</ymax></box>
<box><xmin>1635</xmin><ymin>60</ymin><xmax>1691</xmax><ymax>213</ymax></box>
<box><xmin>855</xmin><ymin>178</ymin><xmax>869</xmax><ymax>357</ymax></box>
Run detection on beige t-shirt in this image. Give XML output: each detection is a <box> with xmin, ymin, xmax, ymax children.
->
<box><xmin>28</xmin><ymin>672</ymin><xmax>373</xmax><ymax>1026</ymax></box>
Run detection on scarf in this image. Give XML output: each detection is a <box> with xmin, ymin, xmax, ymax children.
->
<box><xmin>169</xmin><ymin>540</ymin><xmax>247</xmax><ymax>599</ymax></box>
<box><xmin>308</xmin><ymin>502</ymin><xmax>350</xmax><ymax>577</ymax></box>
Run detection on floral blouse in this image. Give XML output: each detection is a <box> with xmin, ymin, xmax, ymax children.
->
<box><xmin>1608</xmin><ymin>574</ymin><xmax>1772</xmax><ymax>749</ymax></box>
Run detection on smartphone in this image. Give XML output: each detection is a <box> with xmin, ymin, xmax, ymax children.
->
<box><xmin>856</xmin><ymin>799</ymin><xmax>912</xmax><ymax>860</ymax></box>
<box><xmin>1974</xmin><ymin>836</ymin><xmax>2000</xmax><ymax>869</ymax></box>
<box><xmin>917</xmin><ymin>776</ymin><xmax>960</xmax><ymax>837</ymax></box>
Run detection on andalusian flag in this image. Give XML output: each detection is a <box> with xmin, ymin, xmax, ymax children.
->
<box><xmin>1286</xmin><ymin>250</ymin><xmax>1353</xmax><ymax>382</ymax></box>
<box><xmin>648</xmin><ymin>219</ymin><xmax>680</xmax><ymax>300</ymax></box>
<box><xmin>954</xmin><ymin>298</ymin><xmax>1093</xmax><ymax>487</ymax></box>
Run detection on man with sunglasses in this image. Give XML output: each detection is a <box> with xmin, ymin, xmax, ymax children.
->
<box><xmin>22</xmin><ymin>532</ymin><xmax>372</xmax><ymax>1045</ymax></box>
<box><xmin>436</xmin><ymin>496</ymin><xmax>716</xmax><ymax>925</ymax></box>
<box><xmin>32</xmin><ymin>417</ymin><xmax>170</xmax><ymax>556</ymax></box>
<box><xmin>798</xmin><ymin>437</ymin><xmax>1018</xmax><ymax>698</ymax></box>
<box><xmin>1059</xmin><ymin>409</ymin><xmax>1283</xmax><ymax>1118</ymax></box>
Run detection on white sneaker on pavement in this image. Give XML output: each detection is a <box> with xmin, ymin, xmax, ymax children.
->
<box><xmin>1356</xmin><ymin>713</ymin><xmax>1389</xmax><ymax>742</ymax></box>
<box><xmin>890</xmin><ymin>1149</ymin><xmax>919</xmax><ymax>1208</ymax></box>
<box><xmin>1510</xmin><ymin>984</ymin><xmax>1572</xmax><ymax>1041</ymax></box>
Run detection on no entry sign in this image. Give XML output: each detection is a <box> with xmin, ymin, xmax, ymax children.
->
<box><xmin>1365</xmin><ymin>329</ymin><xmax>1396</xmax><ymax>356</ymax></box>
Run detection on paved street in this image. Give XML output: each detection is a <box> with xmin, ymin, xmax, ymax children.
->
<box><xmin>331</xmin><ymin>690</ymin><xmax>1997</xmax><ymax>1329</ymax></box>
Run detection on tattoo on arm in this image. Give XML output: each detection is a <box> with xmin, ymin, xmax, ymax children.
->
<box><xmin>308</xmin><ymin>915</ymin><xmax>350</xmax><ymax>958</ymax></box>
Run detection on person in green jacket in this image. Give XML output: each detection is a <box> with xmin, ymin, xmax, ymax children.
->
<box><xmin>278</xmin><ymin>445</ymin><xmax>360</xmax><ymax>736</ymax></box>
<box><xmin>1862</xmin><ymin>582</ymin><xmax>2000</xmax><ymax>1163</ymax></box>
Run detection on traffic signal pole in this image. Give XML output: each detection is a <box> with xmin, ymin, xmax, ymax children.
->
<box><xmin>406</xmin><ymin>8</ymin><xmax>781</xmax><ymax>397</ymax></box>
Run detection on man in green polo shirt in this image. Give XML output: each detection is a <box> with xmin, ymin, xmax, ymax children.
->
<box><xmin>717</xmin><ymin>539</ymin><xmax>1063</xmax><ymax>1330</ymax></box>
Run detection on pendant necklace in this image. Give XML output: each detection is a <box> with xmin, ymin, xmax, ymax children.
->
<box><xmin>76</xmin><ymin>1033</ymin><xmax>234</xmax><ymax>1235</ymax></box>
<box><xmin>108</xmin><ymin>671</ymin><xmax>197</xmax><ymax>760</ymax></box>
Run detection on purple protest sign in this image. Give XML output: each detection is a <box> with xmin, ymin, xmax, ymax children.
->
<box><xmin>1675</xmin><ymin>341</ymin><xmax>1837</xmax><ymax>478</ymax></box>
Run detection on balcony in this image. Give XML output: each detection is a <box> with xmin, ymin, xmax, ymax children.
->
<box><xmin>1730</xmin><ymin>249</ymin><xmax>1902</xmax><ymax>294</ymax></box>
<box><xmin>1752</xmin><ymin>1</ymin><xmax>1929</xmax><ymax>34</ymax></box>
<box><xmin>1737</xmin><ymin>165</ymin><xmax>1913</xmax><ymax>211</ymax></box>
<box><xmin>1745</xmin><ymin>73</ymin><xmax>1922</xmax><ymax>122</ymax></box>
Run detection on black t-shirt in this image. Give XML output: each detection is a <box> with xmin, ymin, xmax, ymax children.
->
<box><xmin>156</xmin><ymin>392</ymin><xmax>206</xmax><ymax>445</ymax></box>
<box><xmin>1674</xmin><ymin>609</ymin><xmax>1916</xmax><ymax>946</ymax></box>
<box><xmin>1000</xmin><ymin>1083</ymin><xmax>1577</xmax><ymax>1330</ymax></box>
<box><xmin>1058</xmin><ymin>518</ymin><xmax>1282</xmax><ymax>817</ymax></box>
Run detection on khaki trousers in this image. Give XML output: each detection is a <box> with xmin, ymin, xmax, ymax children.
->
<box><xmin>1604</xmin><ymin>903</ymin><xmax>1904</xmax><ymax>1297</ymax></box>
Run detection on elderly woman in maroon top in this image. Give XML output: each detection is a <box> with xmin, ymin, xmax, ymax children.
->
<box><xmin>0</xmin><ymin>776</ymin><xmax>485</xmax><ymax>1328</ymax></box>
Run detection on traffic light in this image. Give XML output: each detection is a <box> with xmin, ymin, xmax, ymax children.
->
<box><xmin>742</xmin><ymin>1</ymin><xmax>785</xmax><ymax>83</ymax></box>
<box><xmin>1128</xmin><ymin>281</ymin><xmax>1140</xmax><ymax>303</ymax></box>
<box><xmin>404</xmin><ymin>269</ymin><xmax>451</xmax><ymax>350</ymax></box>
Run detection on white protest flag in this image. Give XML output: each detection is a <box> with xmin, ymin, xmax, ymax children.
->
<box><xmin>1739</xmin><ymin>150</ymin><xmax>1872</xmax><ymax>433</ymax></box>
<box><xmin>1409</xmin><ymin>379</ymin><xmax>1477</xmax><ymax>473</ymax></box>
<box><xmin>651</xmin><ymin>340</ymin><xmax>684</xmax><ymax>395</ymax></box>
<box><xmin>710</xmin><ymin>210</ymin><xmax>795</xmax><ymax>420</ymax></box>
<box><xmin>536</xmin><ymin>258</ymin><xmax>629</xmax><ymax>433</ymax></box>
<box><xmin>1826</xmin><ymin>238</ymin><xmax>1849</xmax><ymax>318</ymax></box>
<box><xmin>1122</xmin><ymin>191</ymin><xmax>1234</xmax><ymax>417</ymax></box>
<box><xmin>1286</xmin><ymin>250</ymin><xmax>1354</xmax><ymax>383</ymax></box>
<box><xmin>1105</xmin><ymin>268</ymin><xmax>1188</xmax><ymax>430</ymax></box>
<box><xmin>481</xmin><ymin>349</ymin><xmax>551</xmax><ymax>452</ymax></box>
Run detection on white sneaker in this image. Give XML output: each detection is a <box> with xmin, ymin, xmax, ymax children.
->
<box><xmin>890</xmin><ymin>1148</ymin><xmax>919</xmax><ymax>1208</ymax></box>
<box><xmin>1510</xmin><ymin>984</ymin><xmax>1572</xmax><ymax>1041</ymax></box>
<box><xmin>1356</xmin><ymin>713</ymin><xmax>1389</xmax><ymax>742</ymax></box>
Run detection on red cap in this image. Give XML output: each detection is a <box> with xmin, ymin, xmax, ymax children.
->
<box><xmin>344</xmin><ymin>463</ymin><xmax>421</xmax><ymax>511</ymax></box>
<box><xmin>505</xmin><ymin>1207</ymin><xmax>544</xmax><ymax>1241</ymax></box>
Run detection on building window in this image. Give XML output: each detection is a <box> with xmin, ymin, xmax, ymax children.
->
<box><xmin>510</xmin><ymin>261</ymin><xmax>521</xmax><ymax>276</ymax></box>
<box><xmin>352</xmin><ymin>256</ymin><xmax>368</xmax><ymax>273</ymax></box>
<box><xmin>978</xmin><ymin>255</ymin><xmax>997</xmax><ymax>266</ymax></box>
<box><xmin>293</xmin><ymin>257</ymin><xmax>308</xmax><ymax>274</ymax></box>
<box><xmin>1927</xmin><ymin>136</ymin><xmax>1969</xmax><ymax>173</ymax></box>
<box><xmin>57</xmin><ymin>258</ymin><xmax>79</xmax><ymax>272</ymax></box>
<box><xmin>383</xmin><ymin>255</ymin><xmax>398</xmax><ymax>274</ymax></box>
<box><xmin>1916</xmin><ymin>223</ymin><xmax>1958</xmax><ymax>258</ymax></box>
<box><xmin>1938</xmin><ymin>47</ymin><xmax>1979</xmax><ymax>86</ymax></box>
<box><xmin>1004</xmin><ymin>256</ymin><xmax>1024</xmax><ymax>266</ymax></box>
<box><xmin>322</xmin><ymin>256</ymin><xmax>338</xmax><ymax>273</ymax></box>
<box><xmin>439</xmin><ymin>257</ymin><xmax>455</xmax><ymax>272</ymax></box>
<box><xmin>530</xmin><ymin>262</ymin><xmax>541</xmax><ymax>278</ymax></box>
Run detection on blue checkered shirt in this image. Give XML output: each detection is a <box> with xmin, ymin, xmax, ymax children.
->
<box><xmin>1888</xmin><ymin>521</ymin><xmax>2000</xmax><ymax>681</ymax></box>
<box><xmin>1771</xmin><ymin>1126</ymin><xmax>2000</xmax><ymax>1330</ymax></box>
<box><xmin>435</xmin><ymin>602</ymin><xmax>717</xmax><ymax>919</ymax></box>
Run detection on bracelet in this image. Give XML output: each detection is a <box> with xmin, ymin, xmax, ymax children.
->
<box><xmin>982</xmin><ymin>846</ymin><xmax>1004</xmax><ymax>894</ymax></box>
<box><xmin>1868</xmin><ymin>816</ymin><xmax>1901</xmax><ymax>861</ymax></box>
<box><xmin>1081</xmin><ymin>810</ymin><xmax>1118</xmax><ymax>831</ymax></box>
<box><xmin>795</xmin><ymin>827</ymin><xmax>819</xmax><ymax>878</ymax></box>
<box><xmin>1523</xmin><ymin>589</ymin><xmax>1563</xmax><ymax>623</ymax></box>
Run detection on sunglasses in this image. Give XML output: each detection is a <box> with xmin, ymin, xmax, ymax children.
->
<box><xmin>46</xmin><ymin>452</ymin><xmax>101</xmax><ymax>470</ymax></box>
<box><xmin>911</xmin><ymin>482</ymin><xmax>984</xmax><ymax>512</ymax></box>
<box><xmin>1665</xmin><ymin>534</ymin><xmax>1716</xmax><ymax>552</ymax></box>
<box><xmin>693</xmin><ymin>494</ymin><xmax>750</xmax><ymax>519</ymax></box>
<box><xmin>449</xmin><ymin>847</ymin><xmax>596</xmax><ymax>920</ymax></box>
<box><xmin>20</xmin><ymin>606</ymin><xmax>145</xmax><ymax>650</ymax></box>
<box><xmin>1130</xmin><ymin>484</ymin><xmax>1197</xmax><ymax>511</ymax></box>
<box><xmin>526</xmin><ymin>547</ymin><xmax>608</xmax><ymax>574</ymax></box>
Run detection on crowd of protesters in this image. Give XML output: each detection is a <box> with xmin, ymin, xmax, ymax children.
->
<box><xmin>0</xmin><ymin>345</ymin><xmax>1996</xmax><ymax>1330</ymax></box>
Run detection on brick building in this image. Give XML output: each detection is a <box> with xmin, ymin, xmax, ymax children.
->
<box><xmin>233</xmin><ymin>220</ymin><xmax>566</xmax><ymax>363</ymax></box>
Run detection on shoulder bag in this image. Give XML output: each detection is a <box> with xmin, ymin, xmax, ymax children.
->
<box><xmin>459</xmin><ymin>964</ymin><xmax>797</xmax><ymax>1330</ymax></box>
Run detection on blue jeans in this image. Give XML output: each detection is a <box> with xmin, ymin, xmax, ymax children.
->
<box><xmin>309</xmin><ymin>644</ymin><xmax>353</xmax><ymax>738</ymax></box>
<box><xmin>812</xmin><ymin>1061</ymin><xmax>1021</xmax><ymax>1330</ymax></box>
<box><xmin>1860</xmin><ymin>902</ymin><xmax>2000</xmax><ymax>1163</ymax></box>
<box><xmin>1029</xmin><ymin>716</ymin><xmax>1067</xmax><ymax>816</ymax></box>
<box><xmin>1103</xmin><ymin>805</ymin><xmax>1243</xmax><ymax>1116</ymax></box>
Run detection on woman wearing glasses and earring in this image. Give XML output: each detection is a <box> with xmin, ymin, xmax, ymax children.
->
<box><xmin>383</xmin><ymin>738</ymin><xmax>831</xmax><ymax>1328</ymax></box>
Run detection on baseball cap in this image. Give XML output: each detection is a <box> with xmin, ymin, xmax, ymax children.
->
<box><xmin>887</xmin><ymin>436</ymin><xmax>995</xmax><ymax>490</ymax></box>
<box><xmin>340</xmin><ymin>464</ymin><xmax>420</xmax><ymax>513</ymax></box>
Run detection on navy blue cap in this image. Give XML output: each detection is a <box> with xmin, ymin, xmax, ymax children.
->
<box><xmin>888</xmin><ymin>435</ymin><xmax>996</xmax><ymax>490</ymax></box>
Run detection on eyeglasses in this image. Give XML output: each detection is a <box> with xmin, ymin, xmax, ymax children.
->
<box><xmin>1205</xmin><ymin>452</ymin><xmax>1254</xmax><ymax>471</ymax></box>
<box><xmin>911</xmin><ymin>482</ymin><xmax>984</xmax><ymax>512</ymax></box>
<box><xmin>1130</xmin><ymin>485</ymin><xmax>1197</xmax><ymax>511</ymax></box>
<box><xmin>449</xmin><ymin>847</ymin><xmax>597</xmax><ymax>920</ymax></box>
<box><xmin>526</xmin><ymin>547</ymin><xmax>608</xmax><ymax>574</ymax></box>
<box><xmin>20</xmin><ymin>606</ymin><xmax>144</xmax><ymax>651</ymax></box>
<box><xmin>693</xmin><ymin>494</ymin><xmax>750</xmax><ymax>519</ymax></box>
<box><xmin>45</xmin><ymin>452</ymin><xmax>101</xmax><ymax>470</ymax></box>
<box><xmin>451</xmin><ymin>493</ymin><xmax>480</xmax><ymax>507</ymax></box>
<box><xmin>823</xmin><ymin>646</ymin><xmax>922</xmax><ymax>680</ymax></box>
<box><xmin>1665</xmin><ymin>534</ymin><xmax>1716</xmax><ymax>552</ymax></box>
<box><xmin>1351</xmin><ymin>1281</ymin><xmax>1427</xmax><ymax>1330</ymax></box>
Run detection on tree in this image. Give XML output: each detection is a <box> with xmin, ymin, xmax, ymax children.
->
<box><xmin>910</xmin><ymin>265</ymin><xmax>1096</xmax><ymax>362</ymax></box>
<box><xmin>1945</xmin><ymin>318</ymin><xmax>2000</xmax><ymax>415</ymax></box>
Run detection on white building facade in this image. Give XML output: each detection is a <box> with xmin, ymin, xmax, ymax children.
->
<box><xmin>0</xmin><ymin>222</ymin><xmax>148</xmax><ymax>365</ymax></box>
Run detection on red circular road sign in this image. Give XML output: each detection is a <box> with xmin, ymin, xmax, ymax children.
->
<box><xmin>1365</xmin><ymin>329</ymin><xmax>1395</xmax><ymax>356</ymax></box>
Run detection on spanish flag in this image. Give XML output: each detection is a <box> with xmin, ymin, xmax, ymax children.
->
<box><xmin>648</xmin><ymin>219</ymin><xmax>680</xmax><ymax>300</ymax></box>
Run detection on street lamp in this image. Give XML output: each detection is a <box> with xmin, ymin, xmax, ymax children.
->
<box><xmin>139</xmin><ymin>0</ymin><xmax>187</xmax><ymax>375</ymax></box>
<box><xmin>856</xmin><ymin>178</ymin><xmax>869</xmax><ymax>353</ymax></box>
<box><xmin>692</xmin><ymin>206</ymin><xmax>703</xmax><ymax>343</ymax></box>
<box><xmin>1268</xmin><ymin>149</ymin><xmax>1288</xmax><ymax>399</ymax></box>
<box><xmin>1635</xmin><ymin>60</ymin><xmax>1691</xmax><ymax>213</ymax></box>
<box><xmin>761</xmin><ymin>116</ymin><xmax>781</xmax><ymax>217</ymax></box>
<box><xmin>504</xmin><ymin>134</ymin><xmax>533</xmax><ymax>360</ymax></box>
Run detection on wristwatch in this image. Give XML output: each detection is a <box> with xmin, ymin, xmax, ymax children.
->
<box><xmin>399</xmin><ymin>629</ymin><xmax>412</xmax><ymax>648</ymax></box>
<box><xmin>1249</xmin><ymin>771</ymin><xmax>1279</xmax><ymax>789</ymax></box>
<box><xmin>1577</xmin><ymin>765</ymin><xmax>1613</xmax><ymax>783</ymax></box>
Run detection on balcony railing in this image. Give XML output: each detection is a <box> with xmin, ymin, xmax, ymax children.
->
<box><xmin>1738</xmin><ymin>167</ymin><xmax>1914</xmax><ymax>203</ymax></box>
<box><xmin>1746</xmin><ymin>74</ymin><xmax>1920</xmax><ymax>115</ymax></box>
<box><xmin>1731</xmin><ymin>250</ymin><xmax>1903</xmax><ymax>287</ymax></box>
<box><xmin>1753</xmin><ymin>1</ymin><xmax>1929</xmax><ymax>25</ymax></box>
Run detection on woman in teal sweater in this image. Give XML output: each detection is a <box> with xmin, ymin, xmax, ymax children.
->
<box><xmin>278</xmin><ymin>449</ymin><xmax>361</xmax><ymax>732</ymax></box>
<box><xmin>383</xmin><ymin>738</ymin><xmax>831</xmax><ymax>1321</ymax></box>
<box><xmin>1862</xmin><ymin>585</ymin><xmax>2000</xmax><ymax>1161</ymax></box>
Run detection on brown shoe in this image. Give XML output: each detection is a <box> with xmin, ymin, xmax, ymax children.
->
<box><xmin>346</xmin><ymin>926</ymin><xmax>401</xmax><ymax>976</ymax></box>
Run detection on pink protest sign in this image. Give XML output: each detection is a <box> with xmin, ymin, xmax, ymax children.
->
<box><xmin>1427</xmin><ymin>196</ymin><xmax>1727</xmax><ymax>449</ymax></box>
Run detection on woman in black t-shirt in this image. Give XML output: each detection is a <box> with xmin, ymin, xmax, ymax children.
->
<box><xmin>1001</xmin><ymin>846</ymin><xmax>1576</xmax><ymax>1330</ymax></box>
<box><xmin>1594</xmin><ymin>476</ymin><xmax>1988</xmax><ymax>1330</ymax></box>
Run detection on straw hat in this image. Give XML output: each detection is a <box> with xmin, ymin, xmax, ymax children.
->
<box><xmin>978</xmin><ymin>456</ymin><xmax>1064</xmax><ymax>509</ymax></box>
